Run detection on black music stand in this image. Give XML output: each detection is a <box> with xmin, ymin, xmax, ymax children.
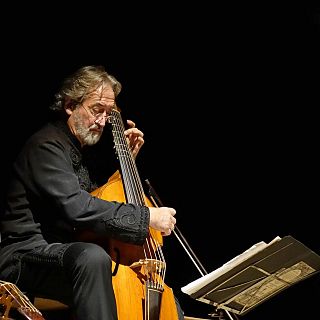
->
<box><xmin>181</xmin><ymin>235</ymin><xmax>320</xmax><ymax>318</ymax></box>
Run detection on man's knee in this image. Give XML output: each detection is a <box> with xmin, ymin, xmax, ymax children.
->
<box><xmin>63</xmin><ymin>242</ymin><xmax>112</xmax><ymax>275</ymax></box>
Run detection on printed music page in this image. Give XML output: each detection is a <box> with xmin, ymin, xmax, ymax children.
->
<box><xmin>181</xmin><ymin>236</ymin><xmax>281</xmax><ymax>295</ymax></box>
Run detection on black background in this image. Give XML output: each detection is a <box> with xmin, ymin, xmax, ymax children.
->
<box><xmin>2</xmin><ymin>4</ymin><xmax>320</xmax><ymax>320</ymax></box>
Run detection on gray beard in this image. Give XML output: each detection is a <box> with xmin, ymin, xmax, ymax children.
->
<box><xmin>74</xmin><ymin>113</ymin><xmax>102</xmax><ymax>146</ymax></box>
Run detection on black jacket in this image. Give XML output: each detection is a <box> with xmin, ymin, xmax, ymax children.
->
<box><xmin>0</xmin><ymin>120</ymin><xmax>149</xmax><ymax>272</ymax></box>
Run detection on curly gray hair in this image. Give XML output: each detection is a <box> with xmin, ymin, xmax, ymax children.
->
<box><xmin>50</xmin><ymin>65</ymin><xmax>122</xmax><ymax>112</ymax></box>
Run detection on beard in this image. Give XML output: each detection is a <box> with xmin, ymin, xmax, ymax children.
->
<box><xmin>74</xmin><ymin>112</ymin><xmax>103</xmax><ymax>146</ymax></box>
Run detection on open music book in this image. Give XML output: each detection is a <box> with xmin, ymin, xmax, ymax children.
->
<box><xmin>181</xmin><ymin>235</ymin><xmax>320</xmax><ymax>315</ymax></box>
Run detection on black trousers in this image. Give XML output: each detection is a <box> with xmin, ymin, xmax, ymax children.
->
<box><xmin>1</xmin><ymin>242</ymin><xmax>184</xmax><ymax>320</ymax></box>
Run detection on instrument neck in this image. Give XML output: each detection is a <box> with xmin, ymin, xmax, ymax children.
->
<box><xmin>111</xmin><ymin>109</ymin><xmax>145</xmax><ymax>206</ymax></box>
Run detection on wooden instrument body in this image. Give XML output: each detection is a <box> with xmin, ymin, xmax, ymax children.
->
<box><xmin>86</xmin><ymin>171</ymin><xmax>179</xmax><ymax>320</ymax></box>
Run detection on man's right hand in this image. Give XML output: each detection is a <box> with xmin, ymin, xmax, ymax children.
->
<box><xmin>148</xmin><ymin>207</ymin><xmax>176</xmax><ymax>236</ymax></box>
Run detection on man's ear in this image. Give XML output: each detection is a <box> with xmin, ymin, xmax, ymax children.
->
<box><xmin>65</xmin><ymin>107</ymin><xmax>73</xmax><ymax>116</ymax></box>
<box><xmin>64</xmin><ymin>98</ymin><xmax>74</xmax><ymax>116</ymax></box>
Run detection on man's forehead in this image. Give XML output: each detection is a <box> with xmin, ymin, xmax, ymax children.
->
<box><xmin>86</xmin><ymin>85</ymin><xmax>115</xmax><ymax>102</ymax></box>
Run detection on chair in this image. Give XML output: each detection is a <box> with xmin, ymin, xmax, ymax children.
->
<box><xmin>33</xmin><ymin>297</ymin><xmax>72</xmax><ymax>320</ymax></box>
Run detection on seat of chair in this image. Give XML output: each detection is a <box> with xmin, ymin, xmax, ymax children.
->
<box><xmin>33</xmin><ymin>297</ymin><xmax>69</xmax><ymax>311</ymax></box>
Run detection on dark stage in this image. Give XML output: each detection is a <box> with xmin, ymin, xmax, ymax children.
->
<box><xmin>2</xmin><ymin>4</ymin><xmax>319</xmax><ymax>320</ymax></box>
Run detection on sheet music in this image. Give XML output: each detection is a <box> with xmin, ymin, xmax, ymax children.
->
<box><xmin>181</xmin><ymin>236</ymin><xmax>281</xmax><ymax>295</ymax></box>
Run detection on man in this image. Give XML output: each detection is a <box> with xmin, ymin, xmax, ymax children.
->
<box><xmin>0</xmin><ymin>65</ymin><xmax>182</xmax><ymax>319</ymax></box>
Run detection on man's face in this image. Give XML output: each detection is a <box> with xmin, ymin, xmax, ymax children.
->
<box><xmin>68</xmin><ymin>84</ymin><xmax>115</xmax><ymax>146</ymax></box>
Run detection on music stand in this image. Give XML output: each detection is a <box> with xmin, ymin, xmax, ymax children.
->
<box><xmin>181</xmin><ymin>235</ymin><xmax>320</xmax><ymax>318</ymax></box>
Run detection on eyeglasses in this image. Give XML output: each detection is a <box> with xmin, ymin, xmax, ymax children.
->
<box><xmin>81</xmin><ymin>104</ymin><xmax>112</xmax><ymax>123</ymax></box>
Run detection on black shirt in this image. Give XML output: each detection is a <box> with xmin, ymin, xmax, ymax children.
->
<box><xmin>0</xmin><ymin>120</ymin><xmax>149</xmax><ymax>272</ymax></box>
